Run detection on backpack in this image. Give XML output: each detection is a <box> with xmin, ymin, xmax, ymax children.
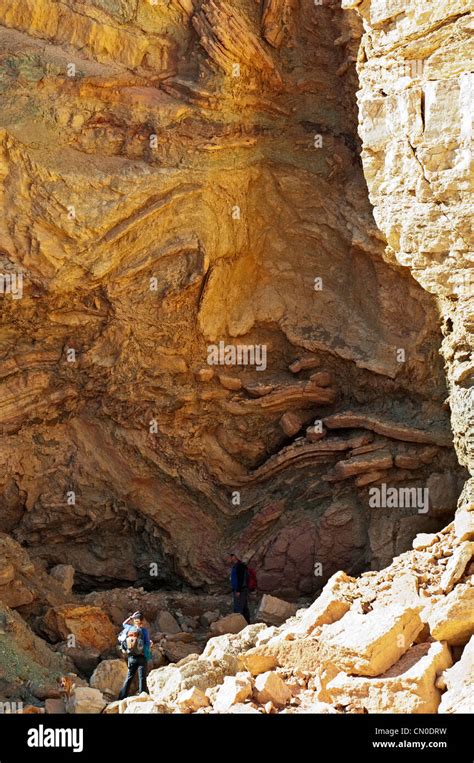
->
<box><xmin>118</xmin><ymin>627</ymin><xmax>145</xmax><ymax>657</ymax></box>
<box><xmin>247</xmin><ymin>566</ymin><xmax>257</xmax><ymax>592</ymax></box>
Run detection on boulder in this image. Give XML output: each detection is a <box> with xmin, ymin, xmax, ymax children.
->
<box><xmin>243</xmin><ymin>637</ymin><xmax>322</xmax><ymax>673</ymax></box>
<box><xmin>156</xmin><ymin>611</ymin><xmax>181</xmax><ymax>634</ymax></box>
<box><xmin>176</xmin><ymin>687</ymin><xmax>210</xmax><ymax>713</ymax></box>
<box><xmin>49</xmin><ymin>565</ymin><xmax>75</xmax><ymax>594</ymax></box>
<box><xmin>147</xmin><ymin>657</ymin><xmax>237</xmax><ymax>703</ymax></box>
<box><xmin>241</xmin><ymin>652</ymin><xmax>277</xmax><ymax>676</ymax></box>
<box><xmin>323</xmin><ymin>642</ymin><xmax>452</xmax><ymax>713</ymax></box>
<box><xmin>256</xmin><ymin>595</ymin><xmax>298</xmax><ymax>626</ymax></box>
<box><xmin>284</xmin><ymin>571</ymin><xmax>352</xmax><ymax>636</ymax></box>
<box><xmin>202</xmin><ymin>623</ymin><xmax>267</xmax><ymax>667</ymax></box>
<box><xmin>247</xmin><ymin>604</ymin><xmax>425</xmax><ymax>676</ymax></box>
<box><xmin>90</xmin><ymin>659</ymin><xmax>128</xmax><ymax>698</ymax></box>
<box><xmin>210</xmin><ymin>613</ymin><xmax>247</xmax><ymax>636</ymax></box>
<box><xmin>371</xmin><ymin>573</ymin><xmax>421</xmax><ymax>612</ymax></box>
<box><xmin>200</xmin><ymin>638</ymin><xmax>241</xmax><ymax>670</ymax></box>
<box><xmin>65</xmin><ymin>687</ymin><xmax>106</xmax><ymax>714</ymax></box>
<box><xmin>162</xmin><ymin>640</ymin><xmax>201</xmax><ymax>663</ymax></box>
<box><xmin>428</xmin><ymin>584</ymin><xmax>474</xmax><ymax>645</ymax></box>
<box><xmin>43</xmin><ymin>605</ymin><xmax>117</xmax><ymax>652</ymax></box>
<box><xmin>412</xmin><ymin>533</ymin><xmax>439</xmax><ymax>551</ymax></box>
<box><xmin>213</xmin><ymin>674</ymin><xmax>253</xmax><ymax>712</ymax></box>
<box><xmin>439</xmin><ymin>635</ymin><xmax>474</xmax><ymax>713</ymax></box>
<box><xmin>316</xmin><ymin>605</ymin><xmax>423</xmax><ymax>677</ymax></box>
<box><xmin>439</xmin><ymin>542</ymin><xmax>474</xmax><ymax>593</ymax></box>
<box><xmin>253</xmin><ymin>671</ymin><xmax>292</xmax><ymax>707</ymax></box>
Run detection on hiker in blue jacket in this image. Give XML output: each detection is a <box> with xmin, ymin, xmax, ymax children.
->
<box><xmin>229</xmin><ymin>553</ymin><xmax>251</xmax><ymax>624</ymax></box>
<box><xmin>118</xmin><ymin>611</ymin><xmax>153</xmax><ymax>699</ymax></box>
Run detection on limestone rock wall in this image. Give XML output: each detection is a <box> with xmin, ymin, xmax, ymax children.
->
<box><xmin>342</xmin><ymin>0</ymin><xmax>473</xmax><ymax>494</ymax></box>
<box><xmin>0</xmin><ymin>0</ymin><xmax>468</xmax><ymax>595</ymax></box>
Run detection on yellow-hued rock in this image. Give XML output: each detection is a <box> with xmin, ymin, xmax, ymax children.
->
<box><xmin>428</xmin><ymin>584</ymin><xmax>474</xmax><ymax>646</ymax></box>
<box><xmin>315</xmin><ymin>605</ymin><xmax>423</xmax><ymax>677</ymax></box>
<box><xmin>0</xmin><ymin>0</ymin><xmax>462</xmax><ymax>599</ymax></box>
<box><xmin>323</xmin><ymin>641</ymin><xmax>452</xmax><ymax>714</ymax></box>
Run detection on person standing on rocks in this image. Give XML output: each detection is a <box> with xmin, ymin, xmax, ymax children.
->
<box><xmin>229</xmin><ymin>553</ymin><xmax>251</xmax><ymax>624</ymax></box>
<box><xmin>118</xmin><ymin>611</ymin><xmax>153</xmax><ymax>700</ymax></box>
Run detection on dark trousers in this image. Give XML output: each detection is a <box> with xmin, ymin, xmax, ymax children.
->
<box><xmin>233</xmin><ymin>589</ymin><xmax>250</xmax><ymax>623</ymax></box>
<box><xmin>118</xmin><ymin>655</ymin><xmax>148</xmax><ymax>699</ymax></box>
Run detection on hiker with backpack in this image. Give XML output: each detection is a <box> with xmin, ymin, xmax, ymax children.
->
<box><xmin>229</xmin><ymin>553</ymin><xmax>257</xmax><ymax>624</ymax></box>
<box><xmin>117</xmin><ymin>611</ymin><xmax>153</xmax><ymax>700</ymax></box>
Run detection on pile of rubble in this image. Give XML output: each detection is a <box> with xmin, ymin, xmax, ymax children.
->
<box><xmin>2</xmin><ymin>488</ymin><xmax>472</xmax><ymax>715</ymax></box>
<box><xmin>59</xmin><ymin>495</ymin><xmax>473</xmax><ymax>715</ymax></box>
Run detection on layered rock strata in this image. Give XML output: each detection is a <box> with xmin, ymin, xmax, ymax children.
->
<box><xmin>342</xmin><ymin>0</ymin><xmax>473</xmax><ymax>556</ymax></box>
<box><xmin>0</xmin><ymin>0</ymin><xmax>467</xmax><ymax>596</ymax></box>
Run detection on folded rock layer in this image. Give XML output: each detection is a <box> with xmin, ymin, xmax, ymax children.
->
<box><xmin>0</xmin><ymin>0</ymin><xmax>469</xmax><ymax>595</ymax></box>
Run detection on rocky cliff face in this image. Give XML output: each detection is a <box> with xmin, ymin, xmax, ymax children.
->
<box><xmin>0</xmin><ymin>0</ymin><xmax>469</xmax><ymax>598</ymax></box>
<box><xmin>342</xmin><ymin>0</ymin><xmax>473</xmax><ymax>516</ymax></box>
